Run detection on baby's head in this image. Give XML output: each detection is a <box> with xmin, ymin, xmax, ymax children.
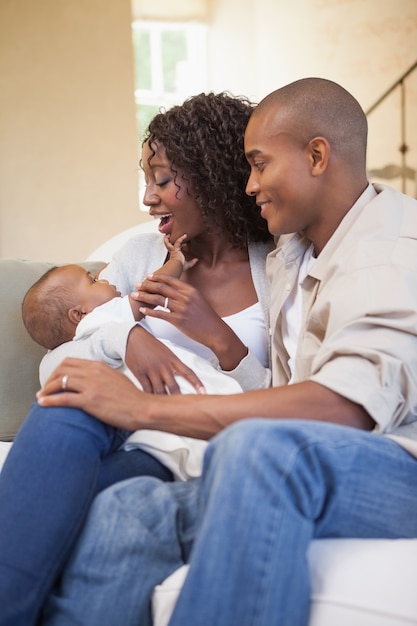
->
<box><xmin>22</xmin><ymin>264</ymin><xmax>120</xmax><ymax>350</ymax></box>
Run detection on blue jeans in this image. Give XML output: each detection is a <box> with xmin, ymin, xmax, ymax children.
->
<box><xmin>42</xmin><ymin>418</ymin><xmax>417</xmax><ymax>626</ymax></box>
<box><xmin>0</xmin><ymin>402</ymin><xmax>172</xmax><ymax>626</ymax></box>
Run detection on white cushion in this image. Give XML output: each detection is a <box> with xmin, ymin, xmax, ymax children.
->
<box><xmin>153</xmin><ymin>566</ymin><xmax>189</xmax><ymax>626</ymax></box>
<box><xmin>86</xmin><ymin>220</ymin><xmax>158</xmax><ymax>262</ymax></box>
<box><xmin>309</xmin><ymin>538</ymin><xmax>417</xmax><ymax>625</ymax></box>
<box><xmin>152</xmin><ymin>538</ymin><xmax>417</xmax><ymax>626</ymax></box>
<box><xmin>0</xmin><ymin>442</ymin><xmax>11</xmax><ymax>473</ymax></box>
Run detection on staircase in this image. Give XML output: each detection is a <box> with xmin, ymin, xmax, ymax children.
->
<box><xmin>366</xmin><ymin>60</ymin><xmax>417</xmax><ymax>198</ymax></box>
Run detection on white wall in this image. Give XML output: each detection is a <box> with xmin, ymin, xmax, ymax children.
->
<box><xmin>208</xmin><ymin>0</ymin><xmax>416</xmax><ymax>106</ymax></box>
<box><xmin>0</xmin><ymin>0</ymin><xmax>142</xmax><ymax>263</ymax></box>
<box><xmin>208</xmin><ymin>0</ymin><xmax>417</xmax><ymax>196</ymax></box>
<box><xmin>1</xmin><ymin>0</ymin><xmax>416</xmax><ymax>262</ymax></box>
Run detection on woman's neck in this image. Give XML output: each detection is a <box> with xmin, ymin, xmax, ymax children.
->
<box><xmin>186</xmin><ymin>233</ymin><xmax>247</xmax><ymax>268</ymax></box>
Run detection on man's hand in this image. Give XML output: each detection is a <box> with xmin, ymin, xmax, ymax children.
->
<box><xmin>36</xmin><ymin>358</ymin><xmax>149</xmax><ymax>431</ymax></box>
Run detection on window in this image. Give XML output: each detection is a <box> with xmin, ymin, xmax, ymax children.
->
<box><xmin>131</xmin><ymin>20</ymin><xmax>208</xmax><ymax>209</ymax></box>
<box><xmin>132</xmin><ymin>21</ymin><xmax>208</xmax><ymax>141</ymax></box>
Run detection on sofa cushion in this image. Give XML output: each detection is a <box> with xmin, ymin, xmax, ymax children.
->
<box><xmin>308</xmin><ymin>538</ymin><xmax>417</xmax><ymax>625</ymax></box>
<box><xmin>152</xmin><ymin>539</ymin><xmax>417</xmax><ymax>626</ymax></box>
<box><xmin>0</xmin><ymin>259</ymin><xmax>103</xmax><ymax>441</ymax></box>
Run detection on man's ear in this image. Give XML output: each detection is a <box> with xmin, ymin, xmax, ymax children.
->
<box><xmin>67</xmin><ymin>305</ymin><xmax>85</xmax><ymax>325</ymax></box>
<box><xmin>308</xmin><ymin>137</ymin><xmax>330</xmax><ymax>176</ymax></box>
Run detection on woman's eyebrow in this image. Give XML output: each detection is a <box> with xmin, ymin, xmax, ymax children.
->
<box><xmin>150</xmin><ymin>161</ymin><xmax>170</xmax><ymax>171</ymax></box>
<box><xmin>245</xmin><ymin>149</ymin><xmax>262</xmax><ymax>160</ymax></box>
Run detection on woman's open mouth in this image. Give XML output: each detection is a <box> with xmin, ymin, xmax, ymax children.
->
<box><xmin>154</xmin><ymin>213</ymin><xmax>173</xmax><ymax>234</ymax></box>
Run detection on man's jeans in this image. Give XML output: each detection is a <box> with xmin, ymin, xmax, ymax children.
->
<box><xmin>43</xmin><ymin>418</ymin><xmax>417</xmax><ymax>626</ymax></box>
<box><xmin>0</xmin><ymin>403</ymin><xmax>171</xmax><ymax>626</ymax></box>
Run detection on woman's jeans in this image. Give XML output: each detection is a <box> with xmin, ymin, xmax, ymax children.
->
<box><xmin>0</xmin><ymin>402</ymin><xmax>172</xmax><ymax>626</ymax></box>
<box><xmin>41</xmin><ymin>418</ymin><xmax>417</xmax><ymax>626</ymax></box>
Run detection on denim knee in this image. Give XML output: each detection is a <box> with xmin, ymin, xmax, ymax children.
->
<box><xmin>206</xmin><ymin>418</ymin><xmax>301</xmax><ymax>462</ymax></box>
<box><xmin>203</xmin><ymin>418</ymin><xmax>353</xmax><ymax>490</ymax></box>
<box><xmin>22</xmin><ymin>401</ymin><xmax>123</xmax><ymax>455</ymax></box>
<box><xmin>203</xmin><ymin>418</ymin><xmax>291</xmax><ymax>479</ymax></box>
<box><xmin>83</xmin><ymin>477</ymin><xmax>199</xmax><ymax>561</ymax></box>
<box><xmin>206</xmin><ymin>418</ymin><xmax>264</xmax><ymax>460</ymax></box>
<box><xmin>25</xmin><ymin>402</ymin><xmax>100</xmax><ymax>433</ymax></box>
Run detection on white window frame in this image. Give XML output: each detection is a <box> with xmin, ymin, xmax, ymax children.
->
<box><xmin>131</xmin><ymin>20</ymin><xmax>208</xmax><ymax>210</ymax></box>
<box><xmin>132</xmin><ymin>20</ymin><xmax>207</xmax><ymax>111</ymax></box>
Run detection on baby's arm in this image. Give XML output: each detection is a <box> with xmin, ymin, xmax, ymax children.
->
<box><xmin>157</xmin><ymin>234</ymin><xmax>198</xmax><ymax>277</ymax></box>
<box><xmin>129</xmin><ymin>234</ymin><xmax>197</xmax><ymax>321</ymax></box>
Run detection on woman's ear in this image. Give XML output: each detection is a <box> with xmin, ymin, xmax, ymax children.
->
<box><xmin>67</xmin><ymin>305</ymin><xmax>84</xmax><ymax>325</ymax></box>
<box><xmin>308</xmin><ymin>137</ymin><xmax>330</xmax><ymax>176</ymax></box>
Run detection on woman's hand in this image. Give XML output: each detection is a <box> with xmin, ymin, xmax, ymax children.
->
<box><xmin>125</xmin><ymin>325</ymin><xmax>206</xmax><ymax>394</ymax></box>
<box><xmin>131</xmin><ymin>275</ymin><xmax>248</xmax><ymax>370</ymax></box>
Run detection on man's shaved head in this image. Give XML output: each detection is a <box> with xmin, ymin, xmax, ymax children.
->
<box><xmin>252</xmin><ymin>77</ymin><xmax>368</xmax><ymax>171</ymax></box>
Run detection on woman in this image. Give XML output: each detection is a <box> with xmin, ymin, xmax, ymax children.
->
<box><xmin>0</xmin><ymin>92</ymin><xmax>274</xmax><ymax>626</ymax></box>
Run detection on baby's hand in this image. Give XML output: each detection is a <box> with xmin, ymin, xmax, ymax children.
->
<box><xmin>164</xmin><ymin>234</ymin><xmax>198</xmax><ymax>271</ymax></box>
<box><xmin>163</xmin><ymin>233</ymin><xmax>186</xmax><ymax>261</ymax></box>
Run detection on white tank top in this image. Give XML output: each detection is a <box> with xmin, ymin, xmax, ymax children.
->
<box><xmin>141</xmin><ymin>301</ymin><xmax>269</xmax><ymax>368</ymax></box>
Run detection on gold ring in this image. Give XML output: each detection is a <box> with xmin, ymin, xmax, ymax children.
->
<box><xmin>61</xmin><ymin>375</ymin><xmax>69</xmax><ymax>390</ymax></box>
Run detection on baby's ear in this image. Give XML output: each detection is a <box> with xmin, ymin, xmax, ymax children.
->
<box><xmin>68</xmin><ymin>305</ymin><xmax>84</xmax><ymax>325</ymax></box>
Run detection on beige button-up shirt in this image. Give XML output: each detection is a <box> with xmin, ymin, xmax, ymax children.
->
<box><xmin>267</xmin><ymin>183</ymin><xmax>417</xmax><ymax>454</ymax></box>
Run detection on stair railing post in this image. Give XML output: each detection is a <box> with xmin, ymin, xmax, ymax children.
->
<box><xmin>399</xmin><ymin>79</ymin><xmax>408</xmax><ymax>194</ymax></box>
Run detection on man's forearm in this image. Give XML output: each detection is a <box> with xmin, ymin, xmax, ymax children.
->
<box><xmin>143</xmin><ymin>380</ymin><xmax>375</xmax><ymax>440</ymax></box>
<box><xmin>36</xmin><ymin>360</ymin><xmax>374</xmax><ymax>440</ymax></box>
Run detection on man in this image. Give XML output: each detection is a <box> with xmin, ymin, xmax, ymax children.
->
<box><xmin>40</xmin><ymin>78</ymin><xmax>417</xmax><ymax>626</ymax></box>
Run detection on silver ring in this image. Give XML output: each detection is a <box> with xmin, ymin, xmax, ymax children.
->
<box><xmin>61</xmin><ymin>375</ymin><xmax>69</xmax><ymax>390</ymax></box>
<box><xmin>164</xmin><ymin>297</ymin><xmax>169</xmax><ymax>309</ymax></box>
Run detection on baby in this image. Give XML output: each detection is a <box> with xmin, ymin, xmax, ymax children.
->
<box><xmin>22</xmin><ymin>234</ymin><xmax>242</xmax><ymax>480</ymax></box>
<box><xmin>22</xmin><ymin>234</ymin><xmax>192</xmax><ymax>351</ymax></box>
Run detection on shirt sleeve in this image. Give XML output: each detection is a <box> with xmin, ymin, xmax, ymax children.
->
<box><xmin>307</xmin><ymin>263</ymin><xmax>417</xmax><ymax>433</ymax></box>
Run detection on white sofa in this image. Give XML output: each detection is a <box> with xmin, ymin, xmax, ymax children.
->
<box><xmin>1</xmin><ymin>222</ymin><xmax>417</xmax><ymax>625</ymax></box>
<box><xmin>152</xmin><ymin>542</ymin><xmax>417</xmax><ymax>626</ymax></box>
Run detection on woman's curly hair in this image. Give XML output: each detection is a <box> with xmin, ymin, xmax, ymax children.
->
<box><xmin>143</xmin><ymin>92</ymin><xmax>272</xmax><ymax>247</ymax></box>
